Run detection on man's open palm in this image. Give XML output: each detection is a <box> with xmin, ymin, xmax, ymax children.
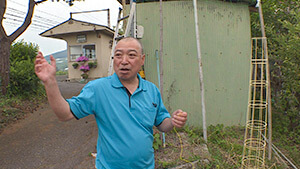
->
<box><xmin>35</xmin><ymin>52</ymin><xmax>56</xmax><ymax>83</ymax></box>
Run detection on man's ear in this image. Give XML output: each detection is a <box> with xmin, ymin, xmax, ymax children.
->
<box><xmin>141</xmin><ymin>54</ymin><xmax>146</xmax><ymax>65</ymax></box>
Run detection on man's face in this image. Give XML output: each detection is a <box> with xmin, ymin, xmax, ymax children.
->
<box><xmin>113</xmin><ymin>39</ymin><xmax>145</xmax><ymax>82</ymax></box>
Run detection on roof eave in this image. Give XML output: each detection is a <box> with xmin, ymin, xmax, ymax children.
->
<box><xmin>39</xmin><ymin>18</ymin><xmax>115</xmax><ymax>37</ymax></box>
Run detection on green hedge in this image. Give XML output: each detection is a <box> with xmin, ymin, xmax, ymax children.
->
<box><xmin>8</xmin><ymin>40</ymin><xmax>45</xmax><ymax>98</ymax></box>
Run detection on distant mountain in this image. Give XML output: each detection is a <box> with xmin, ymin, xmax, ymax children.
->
<box><xmin>44</xmin><ymin>50</ymin><xmax>67</xmax><ymax>61</ymax></box>
<box><xmin>45</xmin><ymin>50</ymin><xmax>68</xmax><ymax>71</ymax></box>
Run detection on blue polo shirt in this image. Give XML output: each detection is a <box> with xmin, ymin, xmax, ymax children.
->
<box><xmin>66</xmin><ymin>73</ymin><xmax>170</xmax><ymax>169</ymax></box>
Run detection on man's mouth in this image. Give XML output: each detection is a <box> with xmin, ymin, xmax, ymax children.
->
<box><xmin>120</xmin><ymin>68</ymin><xmax>130</xmax><ymax>72</ymax></box>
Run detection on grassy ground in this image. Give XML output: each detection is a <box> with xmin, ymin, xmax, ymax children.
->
<box><xmin>0</xmin><ymin>95</ymin><xmax>46</xmax><ymax>134</ymax></box>
<box><xmin>154</xmin><ymin>125</ymin><xmax>299</xmax><ymax>169</ymax></box>
<box><xmin>1</xmin><ymin>95</ymin><xmax>298</xmax><ymax>168</ymax></box>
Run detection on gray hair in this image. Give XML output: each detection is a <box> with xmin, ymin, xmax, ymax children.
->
<box><xmin>116</xmin><ymin>37</ymin><xmax>144</xmax><ymax>55</ymax></box>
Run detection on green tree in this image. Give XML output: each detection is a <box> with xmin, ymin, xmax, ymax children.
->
<box><xmin>10</xmin><ymin>40</ymin><xmax>38</xmax><ymax>63</ymax></box>
<box><xmin>8</xmin><ymin>40</ymin><xmax>41</xmax><ymax>97</ymax></box>
<box><xmin>251</xmin><ymin>0</ymin><xmax>300</xmax><ymax>141</ymax></box>
<box><xmin>0</xmin><ymin>0</ymin><xmax>82</xmax><ymax>95</ymax></box>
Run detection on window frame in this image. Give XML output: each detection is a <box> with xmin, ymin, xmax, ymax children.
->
<box><xmin>69</xmin><ymin>44</ymin><xmax>96</xmax><ymax>62</ymax></box>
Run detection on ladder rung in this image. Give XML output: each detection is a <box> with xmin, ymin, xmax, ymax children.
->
<box><xmin>118</xmin><ymin>15</ymin><xmax>129</xmax><ymax>22</ymax></box>
<box><xmin>114</xmin><ymin>36</ymin><xmax>124</xmax><ymax>41</ymax></box>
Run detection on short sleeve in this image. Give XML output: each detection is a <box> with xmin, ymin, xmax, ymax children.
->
<box><xmin>154</xmin><ymin>89</ymin><xmax>171</xmax><ymax>127</ymax></box>
<box><xmin>66</xmin><ymin>82</ymin><xmax>95</xmax><ymax>119</ymax></box>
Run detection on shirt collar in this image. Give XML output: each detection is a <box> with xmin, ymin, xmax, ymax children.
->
<box><xmin>111</xmin><ymin>73</ymin><xmax>147</xmax><ymax>92</ymax></box>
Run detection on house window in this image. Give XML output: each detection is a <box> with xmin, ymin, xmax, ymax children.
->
<box><xmin>70</xmin><ymin>44</ymin><xmax>96</xmax><ymax>61</ymax></box>
<box><xmin>83</xmin><ymin>44</ymin><xmax>96</xmax><ymax>60</ymax></box>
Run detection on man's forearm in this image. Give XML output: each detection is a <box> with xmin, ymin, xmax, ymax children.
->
<box><xmin>44</xmin><ymin>78</ymin><xmax>74</xmax><ymax>121</ymax></box>
<box><xmin>157</xmin><ymin>118</ymin><xmax>174</xmax><ymax>132</ymax></box>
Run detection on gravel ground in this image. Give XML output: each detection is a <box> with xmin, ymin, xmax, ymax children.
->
<box><xmin>0</xmin><ymin>75</ymin><xmax>97</xmax><ymax>169</ymax></box>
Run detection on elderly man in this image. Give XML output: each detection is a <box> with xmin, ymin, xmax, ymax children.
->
<box><xmin>35</xmin><ymin>37</ymin><xmax>187</xmax><ymax>169</ymax></box>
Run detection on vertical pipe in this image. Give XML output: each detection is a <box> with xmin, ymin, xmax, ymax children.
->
<box><xmin>156</xmin><ymin>50</ymin><xmax>161</xmax><ymax>90</ymax></box>
<box><xmin>156</xmin><ymin>50</ymin><xmax>166</xmax><ymax>148</ymax></box>
<box><xmin>107</xmin><ymin>8</ymin><xmax>110</xmax><ymax>28</ymax></box>
<box><xmin>192</xmin><ymin>0</ymin><xmax>207</xmax><ymax>142</ymax></box>
<box><xmin>258</xmin><ymin>0</ymin><xmax>272</xmax><ymax>160</ymax></box>
<box><xmin>159</xmin><ymin>0</ymin><xmax>164</xmax><ymax>99</ymax></box>
<box><xmin>133</xmin><ymin>1</ymin><xmax>137</xmax><ymax>38</ymax></box>
<box><xmin>159</xmin><ymin>0</ymin><xmax>166</xmax><ymax>148</ymax></box>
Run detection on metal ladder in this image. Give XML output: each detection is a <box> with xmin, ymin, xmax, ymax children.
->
<box><xmin>107</xmin><ymin>0</ymin><xmax>137</xmax><ymax>76</ymax></box>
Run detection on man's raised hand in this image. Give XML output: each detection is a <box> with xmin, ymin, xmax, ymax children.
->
<box><xmin>172</xmin><ymin>109</ymin><xmax>188</xmax><ymax>128</ymax></box>
<box><xmin>35</xmin><ymin>51</ymin><xmax>56</xmax><ymax>83</ymax></box>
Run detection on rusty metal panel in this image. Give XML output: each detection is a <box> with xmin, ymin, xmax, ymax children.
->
<box><xmin>134</xmin><ymin>0</ymin><xmax>251</xmax><ymax>127</ymax></box>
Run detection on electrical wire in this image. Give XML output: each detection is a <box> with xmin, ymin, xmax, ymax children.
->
<box><xmin>5</xmin><ymin>12</ymin><xmax>57</xmax><ymax>27</ymax></box>
<box><xmin>59</xmin><ymin>1</ymin><xmax>108</xmax><ymax>26</ymax></box>
<box><xmin>6</xmin><ymin>0</ymin><xmax>111</xmax><ymax>30</ymax></box>
<box><xmin>4</xmin><ymin>16</ymin><xmax>51</xmax><ymax>29</ymax></box>
<box><xmin>4</xmin><ymin>6</ymin><xmax>63</xmax><ymax>31</ymax></box>
<box><xmin>6</xmin><ymin>7</ymin><xmax>61</xmax><ymax>25</ymax></box>
<box><xmin>8</xmin><ymin>0</ymin><xmax>66</xmax><ymax>20</ymax></box>
<box><xmin>3</xmin><ymin>21</ymin><xmax>46</xmax><ymax>31</ymax></box>
<box><xmin>173</xmin><ymin>127</ymin><xmax>195</xmax><ymax>169</ymax></box>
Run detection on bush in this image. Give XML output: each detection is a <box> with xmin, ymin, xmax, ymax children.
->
<box><xmin>8</xmin><ymin>60</ymin><xmax>43</xmax><ymax>98</ymax></box>
<box><xmin>10</xmin><ymin>40</ymin><xmax>38</xmax><ymax>63</ymax></box>
<box><xmin>8</xmin><ymin>40</ymin><xmax>45</xmax><ymax>98</ymax></box>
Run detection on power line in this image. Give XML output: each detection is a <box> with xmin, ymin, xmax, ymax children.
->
<box><xmin>3</xmin><ymin>21</ymin><xmax>47</xmax><ymax>32</ymax></box>
<box><xmin>8</xmin><ymin>0</ymin><xmax>66</xmax><ymax>20</ymax></box>
<box><xmin>5</xmin><ymin>1</ymin><xmax>113</xmax><ymax>31</ymax></box>
<box><xmin>5</xmin><ymin>16</ymin><xmax>51</xmax><ymax>29</ymax></box>
<box><xmin>5</xmin><ymin>12</ymin><xmax>58</xmax><ymax>27</ymax></box>
<box><xmin>59</xmin><ymin>1</ymin><xmax>108</xmax><ymax>26</ymax></box>
<box><xmin>5</xmin><ymin>7</ymin><xmax>61</xmax><ymax>28</ymax></box>
<box><xmin>7</xmin><ymin>7</ymin><xmax>60</xmax><ymax>24</ymax></box>
<box><xmin>7</xmin><ymin>1</ymin><xmax>109</xmax><ymax>27</ymax></box>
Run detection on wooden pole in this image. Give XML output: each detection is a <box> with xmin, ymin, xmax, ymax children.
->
<box><xmin>258</xmin><ymin>0</ymin><xmax>272</xmax><ymax>160</ymax></box>
<box><xmin>159</xmin><ymin>0</ymin><xmax>164</xmax><ymax>98</ymax></box>
<box><xmin>192</xmin><ymin>0</ymin><xmax>207</xmax><ymax>143</ymax></box>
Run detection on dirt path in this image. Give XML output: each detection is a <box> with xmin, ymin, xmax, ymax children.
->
<box><xmin>0</xmin><ymin>75</ymin><xmax>97</xmax><ymax>169</ymax></box>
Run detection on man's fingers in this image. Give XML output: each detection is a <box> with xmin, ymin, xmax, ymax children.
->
<box><xmin>174</xmin><ymin>112</ymin><xmax>187</xmax><ymax>119</ymax></box>
<box><xmin>172</xmin><ymin>118</ymin><xmax>185</xmax><ymax>127</ymax></box>
<box><xmin>35</xmin><ymin>64</ymin><xmax>41</xmax><ymax>74</ymax></box>
<box><xmin>50</xmin><ymin>55</ymin><xmax>56</xmax><ymax>67</ymax></box>
<box><xmin>35</xmin><ymin>51</ymin><xmax>47</xmax><ymax>65</ymax></box>
<box><xmin>172</xmin><ymin>110</ymin><xmax>187</xmax><ymax>128</ymax></box>
<box><xmin>38</xmin><ymin>51</ymin><xmax>44</xmax><ymax>58</ymax></box>
<box><xmin>172</xmin><ymin>118</ymin><xmax>184</xmax><ymax>125</ymax></box>
<box><xmin>175</xmin><ymin>109</ymin><xmax>182</xmax><ymax>115</ymax></box>
<box><xmin>35</xmin><ymin>57</ymin><xmax>42</xmax><ymax>64</ymax></box>
<box><xmin>178</xmin><ymin>111</ymin><xmax>187</xmax><ymax>117</ymax></box>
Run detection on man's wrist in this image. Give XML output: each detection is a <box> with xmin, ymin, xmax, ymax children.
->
<box><xmin>43</xmin><ymin>76</ymin><xmax>57</xmax><ymax>86</ymax></box>
<box><xmin>170</xmin><ymin>117</ymin><xmax>174</xmax><ymax>128</ymax></box>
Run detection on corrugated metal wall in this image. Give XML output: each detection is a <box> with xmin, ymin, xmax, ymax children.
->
<box><xmin>133</xmin><ymin>0</ymin><xmax>251</xmax><ymax>127</ymax></box>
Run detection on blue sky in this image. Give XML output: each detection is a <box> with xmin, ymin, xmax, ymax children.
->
<box><xmin>3</xmin><ymin>0</ymin><xmax>121</xmax><ymax>55</ymax></box>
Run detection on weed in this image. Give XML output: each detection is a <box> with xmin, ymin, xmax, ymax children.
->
<box><xmin>153</xmin><ymin>133</ymin><xmax>163</xmax><ymax>150</ymax></box>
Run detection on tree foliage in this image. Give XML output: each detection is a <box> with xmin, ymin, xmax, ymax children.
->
<box><xmin>10</xmin><ymin>40</ymin><xmax>39</xmax><ymax>63</ymax></box>
<box><xmin>0</xmin><ymin>0</ymin><xmax>83</xmax><ymax>95</ymax></box>
<box><xmin>251</xmin><ymin>0</ymin><xmax>300</xmax><ymax>143</ymax></box>
<box><xmin>8</xmin><ymin>41</ymin><xmax>43</xmax><ymax>98</ymax></box>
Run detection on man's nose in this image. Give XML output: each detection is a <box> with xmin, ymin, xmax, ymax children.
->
<box><xmin>121</xmin><ymin>55</ymin><xmax>129</xmax><ymax>64</ymax></box>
